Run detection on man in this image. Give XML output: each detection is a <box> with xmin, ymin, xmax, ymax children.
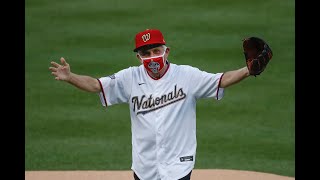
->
<box><xmin>49</xmin><ymin>29</ymin><xmax>259</xmax><ymax>180</ymax></box>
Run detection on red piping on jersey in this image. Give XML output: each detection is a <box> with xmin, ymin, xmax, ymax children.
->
<box><xmin>216</xmin><ymin>73</ymin><xmax>225</xmax><ymax>100</ymax></box>
<box><xmin>97</xmin><ymin>79</ymin><xmax>108</xmax><ymax>108</ymax></box>
<box><xmin>146</xmin><ymin>62</ymin><xmax>170</xmax><ymax>80</ymax></box>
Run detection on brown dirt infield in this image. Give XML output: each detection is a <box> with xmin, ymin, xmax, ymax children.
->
<box><xmin>25</xmin><ymin>169</ymin><xmax>295</xmax><ymax>180</ymax></box>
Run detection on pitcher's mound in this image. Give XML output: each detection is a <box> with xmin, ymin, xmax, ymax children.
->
<box><xmin>25</xmin><ymin>169</ymin><xmax>294</xmax><ymax>180</ymax></box>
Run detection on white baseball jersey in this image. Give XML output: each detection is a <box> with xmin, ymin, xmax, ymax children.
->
<box><xmin>98</xmin><ymin>62</ymin><xmax>225</xmax><ymax>180</ymax></box>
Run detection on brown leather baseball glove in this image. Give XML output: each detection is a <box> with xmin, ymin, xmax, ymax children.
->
<box><xmin>243</xmin><ymin>37</ymin><xmax>273</xmax><ymax>76</ymax></box>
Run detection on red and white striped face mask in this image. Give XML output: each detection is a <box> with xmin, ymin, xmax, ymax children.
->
<box><xmin>138</xmin><ymin>48</ymin><xmax>167</xmax><ymax>74</ymax></box>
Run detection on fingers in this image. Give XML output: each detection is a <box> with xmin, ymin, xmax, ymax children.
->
<box><xmin>51</xmin><ymin>72</ymin><xmax>61</xmax><ymax>81</ymax></box>
<box><xmin>51</xmin><ymin>57</ymin><xmax>68</xmax><ymax>68</ymax></box>
<box><xmin>51</xmin><ymin>71</ymin><xmax>57</xmax><ymax>76</ymax></box>
<box><xmin>49</xmin><ymin>67</ymin><xmax>57</xmax><ymax>72</ymax></box>
<box><xmin>60</xmin><ymin>57</ymin><xmax>68</xmax><ymax>66</ymax></box>
<box><xmin>51</xmin><ymin>61</ymin><xmax>61</xmax><ymax>68</ymax></box>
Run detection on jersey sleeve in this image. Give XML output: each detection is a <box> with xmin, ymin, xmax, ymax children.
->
<box><xmin>188</xmin><ymin>66</ymin><xmax>224</xmax><ymax>100</ymax></box>
<box><xmin>97</xmin><ymin>67</ymin><xmax>133</xmax><ymax>107</ymax></box>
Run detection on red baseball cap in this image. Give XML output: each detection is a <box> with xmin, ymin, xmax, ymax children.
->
<box><xmin>133</xmin><ymin>29</ymin><xmax>166</xmax><ymax>52</ymax></box>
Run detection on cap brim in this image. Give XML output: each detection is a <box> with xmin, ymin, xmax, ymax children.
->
<box><xmin>133</xmin><ymin>43</ymin><xmax>165</xmax><ymax>52</ymax></box>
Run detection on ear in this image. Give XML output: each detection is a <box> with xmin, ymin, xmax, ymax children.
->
<box><xmin>165</xmin><ymin>47</ymin><xmax>170</xmax><ymax>58</ymax></box>
<box><xmin>136</xmin><ymin>54</ymin><xmax>143</xmax><ymax>63</ymax></box>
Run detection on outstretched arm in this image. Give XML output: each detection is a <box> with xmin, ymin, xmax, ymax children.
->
<box><xmin>219</xmin><ymin>66</ymin><xmax>250</xmax><ymax>88</ymax></box>
<box><xmin>49</xmin><ymin>57</ymin><xmax>101</xmax><ymax>93</ymax></box>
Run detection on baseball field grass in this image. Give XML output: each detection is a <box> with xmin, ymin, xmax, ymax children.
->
<box><xmin>25</xmin><ymin>0</ymin><xmax>295</xmax><ymax>177</ymax></box>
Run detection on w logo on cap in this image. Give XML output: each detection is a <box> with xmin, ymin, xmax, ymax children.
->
<box><xmin>141</xmin><ymin>33</ymin><xmax>151</xmax><ymax>42</ymax></box>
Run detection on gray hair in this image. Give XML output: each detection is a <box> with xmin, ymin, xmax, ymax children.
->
<box><xmin>137</xmin><ymin>44</ymin><xmax>168</xmax><ymax>56</ymax></box>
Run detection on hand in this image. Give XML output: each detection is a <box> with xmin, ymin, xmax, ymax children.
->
<box><xmin>49</xmin><ymin>57</ymin><xmax>71</xmax><ymax>81</ymax></box>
